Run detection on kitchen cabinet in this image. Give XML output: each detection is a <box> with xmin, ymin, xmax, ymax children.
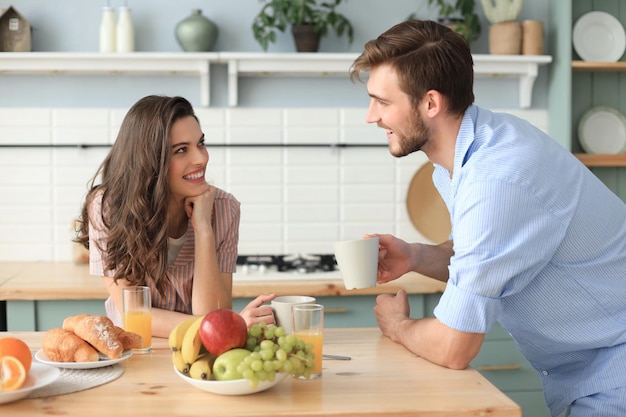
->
<box><xmin>548</xmin><ymin>2</ymin><xmax>626</xmax><ymax>200</ymax></box>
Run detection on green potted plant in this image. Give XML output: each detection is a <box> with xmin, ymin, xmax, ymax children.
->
<box><xmin>251</xmin><ymin>0</ymin><xmax>354</xmax><ymax>52</ymax></box>
<box><xmin>409</xmin><ymin>0</ymin><xmax>481</xmax><ymax>44</ymax></box>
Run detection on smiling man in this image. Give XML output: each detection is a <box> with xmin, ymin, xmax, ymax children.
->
<box><xmin>349</xmin><ymin>20</ymin><xmax>626</xmax><ymax>417</ymax></box>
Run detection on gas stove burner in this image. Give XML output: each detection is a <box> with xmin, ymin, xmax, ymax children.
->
<box><xmin>237</xmin><ymin>253</ymin><xmax>337</xmax><ymax>274</ymax></box>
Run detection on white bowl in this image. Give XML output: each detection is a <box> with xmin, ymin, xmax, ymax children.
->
<box><xmin>173</xmin><ymin>367</ymin><xmax>287</xmax><ymax>395</ymax></box>
<box><xmin>0</xmin><ymin>363</ymin><xmax>60</xmax><ymax>405</ymax></box>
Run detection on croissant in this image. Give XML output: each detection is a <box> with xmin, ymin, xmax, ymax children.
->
<box><xmin>113</xmin><ymin>325</ymin><xmax>143</xmax><ymax>351</ymax></box>
<box><xmin>42</xmin><ymin>328</ymin><xmax>100</xmax><ymax>362</ymax></box>
<box><xmin>63</xmin><ymin>314</ymin><xmax>124</xmax><ymax>359</ymax></box>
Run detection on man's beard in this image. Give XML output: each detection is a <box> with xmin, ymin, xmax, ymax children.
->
<box><xmin>390</xmin><ymin>111</ymin><xmax>430</xmax><ymax>158</ymax></box>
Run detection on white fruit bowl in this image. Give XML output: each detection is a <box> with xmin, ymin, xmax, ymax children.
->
<box><xmin>173</xmin><ymin>367</ymin><xmax>287</xmax><ymax>395</ymax></box>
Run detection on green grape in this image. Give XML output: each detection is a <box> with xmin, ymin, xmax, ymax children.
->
<box><xmin>241</xmin><ymin>322</ymin><xmax>316</xmax><ymax>384</ymax></box>
<box><xmin>274</xmin><ymin>326</ymin><xmax>286</xmax><ymax>337</ymax></box>
<box><xmin>259</xmin><ymin>340</ymin><xmax>274</xmax><ymax>350</ymax></box>
<box><xmin>275</xmin><ymin>348</ymin><xmax>287</xmax><ymax>362</ymax></box>
<box><xmin>249</xmin><ymin>324</ymin><xmax>262</xmax><ymax>338</ymax></box>
<box><xmin>249</xmin><ymin>375</ymin><xmax>259</xmax><ymax>389</ymax></box>
<box><xmin>266</xmin><ymin>369</ymin><xmax>276</xmax><ymax>381</ymax></box>
<box><xmin>242</xmin><ymin>368</ymin><xmax>254</xmax><ymax>381</ymax></box>
<box><xmin>258</xmin><ymin>348</ymin><xmax>271</xmax><ymax>361</ymax></box>
<box><xmin>285</xmin><ymin>334</ymin><xmax>297</xmax><ymax>346</ymax></box>
<box><xmin>290</xmin><ymin>356</ymin><xmax>302</xmax><ymax>371</ymax></box>
<box><xmin>251</xmin><ymin>359</ymin><xmax>263</xmax><ymax>372</ymax></box>
<box><xmin>264</xmin><ymin>326</ymin><xmax>275</xmax><ymax>339</ymax></box>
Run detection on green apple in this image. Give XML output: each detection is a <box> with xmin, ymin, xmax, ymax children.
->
<box><xmin>212</xmin><ymin>348</ymin><xmax>250</xmax><ymax>381</ymax></box>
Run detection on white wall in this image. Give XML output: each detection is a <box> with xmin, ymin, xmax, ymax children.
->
<box><xmin>0</xmin><ymin>0</ymin><xmax>552</xmax><ymax>261</ymax></box>
<box><xmin>0</xmin><ymin>106</ymin><xmax>546</xmax><ymax>261</ymax></box>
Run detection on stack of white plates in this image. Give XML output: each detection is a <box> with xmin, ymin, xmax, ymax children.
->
<box><xmin>578</xmin><ymin>106</ymin><xmax>626</xmax><ymax>154</ymax></box>
<box><xmin>573</xmin><ymin>11</ymin><xmax>626</xmax><ymax>62</ymax></box>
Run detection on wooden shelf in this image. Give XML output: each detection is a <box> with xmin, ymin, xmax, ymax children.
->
<box><xmin>574</xmin><ymin>153</ymin><xmax>626</xmax><ymax>167</ymax></box>
<box><xmin>0</xmin><ymin>52</ymin><xmax>552</xmax><ymax>107</ymax></box>
<box><xmin>572</xmin><ymin>61</ymin><xmax>626</xmax><ymax>72</ymax></box>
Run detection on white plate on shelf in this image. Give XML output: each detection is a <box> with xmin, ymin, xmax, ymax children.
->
<box><xmin>0</xmin><ymin>363</ymin><xmax>60</xmax><ymax>405</ymax></box>
<box><xmin>573</xmin><ymin>11</ymin><xmax>626</xmax><ymax>62</ymax></box>
<box><xmin>35</xmin><ymin>349</ymin><xmax>132</xmax><ymax>369</ymax></box>
<box><xmin>578</xmin><ymin>106</ymin><xmax>626</xmax><ymax>154</ymax></box>
<box><xmin>174</xmin><ymin>367</ymin><xmax>287</xmax><ymax>396</ymax></box>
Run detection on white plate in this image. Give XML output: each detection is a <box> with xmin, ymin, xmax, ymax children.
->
<box><xmin>35</xmin><ymin>349</ymin><xmax>132</xmax><ymax>369</ymax></box>
<box><xmin>174</xmin><ymin>367</ymin><xmax>287</xmax><ymax>396</ymax></box>
<box><xmin>573</xmin><ymin>11</ymin><xmax>626</xmax><ymax>62</ymax></box>
<box><xmin>0</xmin><ymin>363</ymin><xmax>60</xmax><ymax>405</ymax></box>
<box><xmin>578</xmin><ymin>106</ymin><xmax>626</xmax><ymax>154</ymax></box>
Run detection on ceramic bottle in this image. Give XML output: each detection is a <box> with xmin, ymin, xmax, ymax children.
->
<box><xmin>175</xmin><ymin>9</ymin><xmax>219</xmax><ymax>52</ymax></box>
<box><xmin>116</xmin><ymin>6</ymin><xmax>135</xmax><ymax>52</ymax></box>
<box><xmin>99</xmin><ymin>6</ymin><xmax>116</xmax><ymax>52</ymax></box>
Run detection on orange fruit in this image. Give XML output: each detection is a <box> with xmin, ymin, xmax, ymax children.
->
<box><xmin>0</xmin><ymin>356</ymin><xmax>27</xmax><ymax>391</ymax></box>
<box><xmin>0</xmin><ymin>337</ymin><xmax>32</xmax><ymax>373</ymax></box>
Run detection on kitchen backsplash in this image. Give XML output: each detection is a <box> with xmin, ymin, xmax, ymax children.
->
<box><xmin>0</xmin><ymin>107</ymin><xmax>547</xmax><ymax>261</ymax></box>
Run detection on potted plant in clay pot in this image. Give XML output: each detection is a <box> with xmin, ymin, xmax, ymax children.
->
<box><xmin>409</xmin><ymin>0</ymin><xmax>481</xmax><ymax>44</ymax></box>
<box><xmin>251</xmin><ymin>0</ymin><xmax>354</xmax><ymax>52</ymax></box>
<box><xmin>480</xmin><ymin>0</ymin><xmax>524</xmax><ymax>54</ymax></box>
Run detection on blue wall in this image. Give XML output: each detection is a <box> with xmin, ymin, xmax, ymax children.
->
<box><xmin>0</xmin><ymin>0</ymin><xmax>550</xmax><ymax>108</ymax></box>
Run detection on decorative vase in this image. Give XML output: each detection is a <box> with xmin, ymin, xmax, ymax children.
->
<box><xmin>175</xmin><ymin>9</ymin><xmax>218</xmax><ymax>52</ymax></box>
<box><xmin>291</xmin><ymin>24</ymin><xmax>321</xmax><ymax>52</ymax></box>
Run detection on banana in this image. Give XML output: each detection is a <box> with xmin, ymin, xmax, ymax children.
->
<box><xmin>168</xmin><ymin>315</ymin><xmax>202</xmax><ymax>352</ymax></box>
<box><xmin>172</xmin><ymin>351</ymin><xmax>190</xmax><ymax>375</ymax></box>
<box><xmin>180</xmin><ymin>316</ymin><xmax>205</xmax><ymax>365</ymax></box>
<box><xmin>189</xmin><ymin>356</ymin><xmax>212</xmax><ymax>380</ymax></box>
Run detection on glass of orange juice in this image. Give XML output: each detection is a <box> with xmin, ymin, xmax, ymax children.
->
<box><xmin>122</xmin><ymin>286</ymin><xmax>152</xmax><ymax>354</ymax></box>
<box><xmin>292</xmin><ymin>303</ymin><xmax>324</xmax><ymax>379</ymax></box>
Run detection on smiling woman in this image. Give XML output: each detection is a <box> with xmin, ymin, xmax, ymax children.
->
<box><xmin>72</xmin><ymin>95</ymin><xmax>277</xmax><ymax>340</ymax></box>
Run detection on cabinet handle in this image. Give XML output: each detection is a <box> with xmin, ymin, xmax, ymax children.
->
<box><xmin>324</xmin><ymin>307</ymin><xmax>348</xmax><ymax>314</ymax></box>
<box><xmin>477</xmin><ymin>364</ymin><xmax>523</xmax><ymax>371</ymax></box>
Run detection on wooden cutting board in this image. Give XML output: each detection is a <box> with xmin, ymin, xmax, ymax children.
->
<box><xmin>406</xmin><ymin>162</ymin><xmax>451</xmax><ymax>243</ymax></box>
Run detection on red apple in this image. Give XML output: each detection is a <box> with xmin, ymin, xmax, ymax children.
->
<box><xmin>199</xmin><ymin>309</ymin><xmax>248</xmax><ymax>356</ymax></box>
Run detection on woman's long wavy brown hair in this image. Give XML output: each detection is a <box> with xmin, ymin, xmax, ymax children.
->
<box><xmin>350</xmin><ymin>19</ymin><xmax>474</xmax><ymax>116</ymax></box>
<box><xmin>74</xmin><ymin>95</ymin><xmax>199</xmax><ymax>292</ymax></box>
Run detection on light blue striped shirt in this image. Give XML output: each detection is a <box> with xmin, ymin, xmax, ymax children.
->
<box><xmin>432</xmin><ymin>105</ymin><xmax>626</xmax><ymax>416</ymax></box>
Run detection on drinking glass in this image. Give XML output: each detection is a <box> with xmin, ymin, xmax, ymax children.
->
<box><xmin>122</xmin><ymin>286</ymin><xmax>152</xmax><ymax>354</ymax></box>
<box><xmin>292</xmin><ymin>303</ymin><xmax>324</xmax><ymax>379</ymax></box>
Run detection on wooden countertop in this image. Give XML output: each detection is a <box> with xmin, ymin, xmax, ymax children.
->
<box><xmin>0</xmin><ymin>328</ymin><xmax>520</xmax><ymax>416</ymax></box>
<box><xmin>0</xmin><ymin>262</ymin><xmax>445</xmax><ymax>301</ymax></box>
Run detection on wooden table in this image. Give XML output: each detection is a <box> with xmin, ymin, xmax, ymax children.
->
<box><xmin>0</xmin><ymin>328</ymin><xmax>520</xmax><ymax>416</ymax></box>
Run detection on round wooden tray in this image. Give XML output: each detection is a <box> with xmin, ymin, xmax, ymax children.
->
<box><xmin>406</xmin><ymin>163</ymin><xmax>451</xmax><ymax>243</ymax></box>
